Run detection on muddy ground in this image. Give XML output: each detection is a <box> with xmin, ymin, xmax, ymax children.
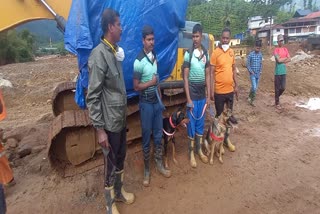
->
<box><xmin>0</xmin><ymin>45</ymin><xmax>320</xmax><ymax>214</ymax></box>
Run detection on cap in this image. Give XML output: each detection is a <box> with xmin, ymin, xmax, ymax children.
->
<box><xmin>277</xmin><ymin>34</ymin><xmax>284</xmax><ymax>41</ymax></box>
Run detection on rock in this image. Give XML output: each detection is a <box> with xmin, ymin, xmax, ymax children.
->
<box><xmin>6</xmin><ymin>138</ymin><xmax>19</xmax><ymax>148</ymax></box>
<box><xmin>0</xmin><ymin>78</ymin><xmax>13</xmax><ymax>88</ymax></box>
<box><xmin>32</xmin><ymin>145</ymin><xmax>46</xmax><ymax>154</ymax></box>
<box><xmin>46</xmin><ymin>99</ymin><xmax>52</xmax><ymax>105</ymax></box>
<box><xmin>18</xmin><ymin>146</ymin><xmax>32</xmax><ymax>158</ymax></box>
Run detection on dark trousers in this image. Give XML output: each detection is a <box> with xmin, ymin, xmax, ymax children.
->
<box><xmin>214</xmin><ymin>92</ymin><xmax>234</xmax><ymax>117</ymax></box>
<box><xmin>0</xmin><ymin>184</ymin><xmax>5</xmax><ymax>214</ymax></box>
<box><xmin>139</xmin><ymin>102</ymin><xmax>163</xmax><ymax>160</ymax></box>
<box><xmin>274</xmin><ymin>74</ymin><xmax>286</xmax><ymax>105</ymax></box>
<box><xmin>103</xmin><ymin>127</ymin><xmax>127</xmax><ymax>187</ymax></box>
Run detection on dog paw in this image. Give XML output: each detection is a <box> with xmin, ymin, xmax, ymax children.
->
<box><xmin>219</xmin><ymin>157</ymin><xmax>223</xmax><ymax>164</ymax></box>
<box><xmin>209</xmin><ymin>160</ymin><xmax>214</xmax><ymax>165</ymax></box>
<box><xmin>173</xmin><ymin>158</ymin><xmax>178</xmax><ymax>165</ymax></box>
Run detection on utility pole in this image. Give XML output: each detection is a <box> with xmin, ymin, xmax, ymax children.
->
<box><xmin>269</xmin><ymin>16</ymin><xmax>272</xmax><ymax>50</ymax></box>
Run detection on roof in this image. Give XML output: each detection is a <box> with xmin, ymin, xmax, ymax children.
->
<box><xmin>258</xmin><ymin>24</ymin><xmax>283</xmax><ymax>32</ymax></box>
<box><xmin>304</xmin><ymin>11</ymin><xmax>320</xmax><ymax>19</ymax></box>
<box><xmin>283</xmin><ymin>18</ymin><xmax>318</xmax><ymax>25</ymax></box>
<box><xmin>293</xmin><ymin>9</ymin><xmax>312</xmax><ymax>18</ymax></box>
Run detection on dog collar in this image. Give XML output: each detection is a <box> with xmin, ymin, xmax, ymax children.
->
<box><xmin>169</xmin><ymin>116</ymin><xmax>176</xmax><ymax>129</ymax></box>
<box><xmin>210</xmin><ymin>132</ymin><xmax>224</xmax><ymax>142</ymax></box>
<box><xmin>163</xmin><ymin>129</ymin><xmax>175</xmax><ymax>136</ymax></box>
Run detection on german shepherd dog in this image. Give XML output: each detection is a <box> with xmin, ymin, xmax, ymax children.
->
<box><xmin>204</xmin><ymin>105</ymin><xmax>235</xmax><ymax>165</ymax></box>
<box><xmin>163</xmin><ymin>109</ymin><xmax>189</xmax><ymax>169</ymax></box>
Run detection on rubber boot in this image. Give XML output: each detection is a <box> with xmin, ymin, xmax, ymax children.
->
<box><xmin>195</xmin><ymin>135</ymin><xmax>208</xmax><ymax>163</ymax></box>
<box><xmin>247</xmin><ymin>91</ymin><xmax>253</xmax><ymax>104</ymax></box>
<box><xmin>104</xmin><ymin>186</ymin><xmax>120</xmax><ymax>214</ymax></box>
<box><xmin>154</xmin><ymin>144</ymin><xmax>171</xmax><ymax>178</ymax></box>
<box><xmin>223</xmin><ymin>128</ymin><xmax>235</xmax><ymax>152</ymax></box>
<box><xmin>188</xmin><ymin>138</ymin><xmax>197</xmax><ymax>168</ymax></box>
<box><xmin>251</xmin><ymin>92</ymin><xmax>256</xmax><ymax>106</ymax></box>
<box><xmin>114</xmin><ymin>170</ymin><xmax>135</xmax><ymax>204</ymax></box>
<box><xmin>143</xmin><ymin>159</ymin><xmax>150</xmax><ymax>187</ymax></box>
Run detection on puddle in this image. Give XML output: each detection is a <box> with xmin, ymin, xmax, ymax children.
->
<box><xmin>296</xmin><ymin>98</ymin><xmax>320</xmax><ymax>110</ymax></box>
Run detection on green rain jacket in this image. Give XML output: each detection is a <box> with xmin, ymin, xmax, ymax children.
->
<box><xmin>86</xmin><ymin>39</ymin><xmax>127</xmax><ymax>133</ymax></box>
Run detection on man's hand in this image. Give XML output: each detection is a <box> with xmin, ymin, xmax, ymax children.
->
<box><xmin>150</xmin><ymin>74</ymin><xmax>157</xmax><ymax>86</ymax></box>
<box><xmin>234</xmin><ymin>86</ymin><xmax>239</xmax><ymax>101</ymax></box>
<box><xmin>186</xmin><ymin>99</ymin><xmax>193</xmax><ymax>111</ymax></box>
<box><xmin>96</xmin><ymin>129</ymin><xmax>109</xmax><ymax>148</ymax></box>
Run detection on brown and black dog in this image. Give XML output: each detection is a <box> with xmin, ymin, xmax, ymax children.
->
<box><xmin>163</xmin><ymin>109</ymin><xmax>189</xmax><ymax>169</ymax></box>
<box><xmin>204</xmin><ymin>105</ymin><xmax>237</xmax><ymax>165</ymax></box>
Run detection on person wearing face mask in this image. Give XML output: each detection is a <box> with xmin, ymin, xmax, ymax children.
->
<box><xmin>183</xmin><ymin>24</ymin><xmax>210</xmax><ymax>168</ymax></box>
<box><xmin>86</xmin><ymin>8</ymin><xmax>135</xmax><ymax>214</ymax></box>
<box><xmin>133</xmin><ymin>26</ymin><xmax>171</xmax><ymax>187</ymax></box>
<box><xmin>210</xmin><ymin>28</ymin><xmax>238</xmax><ymax>152</ymax></box>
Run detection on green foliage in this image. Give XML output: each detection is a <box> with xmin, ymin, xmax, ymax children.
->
<box><xmin>0</xmin><ymin>30</ymin><xmax>35</xmax><ymax>65</ymax></box>
<box><xmin>187</xmin><ymin>0</ymin><xmax>292</xmax><ymax>38</ymax></box>
<box><xmin>275</xmin><ymin>10</ymin><xmax>294</xmax><ymax>23</ymax></box>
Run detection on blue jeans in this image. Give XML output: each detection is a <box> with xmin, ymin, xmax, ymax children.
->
<box><xmin>250</xmin><ymin>74</ymin><xmax>260</xmax><ymax>94</ymax></box>
<box><xmin>187</xmin><ymin>99</ymin><xmax>206</xmax><ymax>138</ymax></box>
<box><xmin>139</xmin><ymin>102</ymin><xmax>163</xmax><ymax>159</ymax></box>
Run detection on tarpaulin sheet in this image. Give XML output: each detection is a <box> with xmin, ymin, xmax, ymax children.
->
<box><xmin>64</xmin><ymin>0</ymin><xmax>188</xmax><ymax>108</ymax></box>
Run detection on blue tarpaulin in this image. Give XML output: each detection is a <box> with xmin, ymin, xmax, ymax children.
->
<box><xmin>64</xmin><ymin>0</ymin><xmax>188</xmax><ymax>108</ymax></box>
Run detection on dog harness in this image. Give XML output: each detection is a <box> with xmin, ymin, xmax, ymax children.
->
<box><xmin>210</xmin><ymin>132</ymin><xmax>224</xmax><ymax>142</ymax></box>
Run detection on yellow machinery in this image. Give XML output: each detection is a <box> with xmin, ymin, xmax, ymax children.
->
<box><xmin>0</xmin><ymin>0</ymin><xmax>214</xmax><ymax>176</ymax></box>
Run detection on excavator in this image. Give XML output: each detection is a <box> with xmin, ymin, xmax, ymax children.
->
<box><xmin>1</xmin><ymin>0</ymin><xmax>214</xmax><ymax>176</ymax></box>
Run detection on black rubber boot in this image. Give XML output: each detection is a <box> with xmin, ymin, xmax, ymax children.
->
<box><xmin>114</xmin><ymin>170</ymin><xmax>135</xmax><ymax>204</ymax></box>
<box><xmin>104</xmin><ymin>186</ymin><xmax>119</xmax><ymax>214</ymax></box>
<box><xmin>195</xmin><ymin>135</ymin><xmax>209</xmax><ymax>163</ymax></box>
<box><xmin>143</xmin><ymin>158</ymin><xmax>150</xmax><ymax>186</ymax></box>
<box><xmin>154</xmin><ymin>144</ymin><xmax>171</xmax><ymax>178</ymax></box>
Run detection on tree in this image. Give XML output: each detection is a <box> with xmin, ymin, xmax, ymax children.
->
<box><xmin>0</xmin><ymin>29</ymin><xmax>35</xmax><ymax>65</ymax></box>
<box><xmin>275</xmin><ymin>10</ymin><xmax>294</xmax><ymax>24</ymax></box>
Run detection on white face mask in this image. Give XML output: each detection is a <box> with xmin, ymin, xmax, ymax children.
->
<box><xmin>193</xmin><ymin>48</ymin><xmax>201</xmax><ymax>58</ymax></box>
<box><xmin>115</xmin><ymin>47</ymin><xmax>125</xmax><ymax>61</ymax></box>
<box><xmin>221</xmin><ymin>44</ymin><xmax>229</xmax><ymax>52</ymax></box>
<box><xmin>147</xmin><ymin>51</ymin><xmax>154</xmax><ymax>61</ymax></box>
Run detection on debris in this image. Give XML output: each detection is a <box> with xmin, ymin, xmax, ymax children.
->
<box><xmin>18</xmin><ymin>145</ymin><xmax>32</xmax><ymax>158</ymax></box>
<box><xmin>0</xmin><ymin>78</ymin><xmax>13</xmax><ymax>88</ymax></box>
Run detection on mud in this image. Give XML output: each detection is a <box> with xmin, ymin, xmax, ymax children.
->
<box><xmin>0</xmin><ymin>45</ymin><xmax>319</xmax><ymax>214</ymax></box>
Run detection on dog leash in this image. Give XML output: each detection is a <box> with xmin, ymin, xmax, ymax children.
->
<box><xmin>189</xmin><ymin>103</ymin><xmax>207</xmax><ymax>120</ymax></box>
<box><xmin>162</xmin><ymin>116</ymin><xmax>176</xmax><ymax>136</ymax></box>
<box><xmin>155</xmin><ymin>74</ymin><xmax>165</xmax><ymax>111</ymax></box>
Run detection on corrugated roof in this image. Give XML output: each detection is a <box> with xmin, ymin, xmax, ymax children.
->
<box><xmin>293</xmin><ymin>9</ymin><xmax>312</xmax><ymax>17</ymax></box>
<box><xmin>304</xmin><ymin>11</ymin><xmax>320</xmax><ymax>19</ymax></box>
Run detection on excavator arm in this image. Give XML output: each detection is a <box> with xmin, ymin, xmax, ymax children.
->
<box><xmin>0</xmin><ymin>0</ymin><xmax>71</xmax><ymax>32</ymax></box>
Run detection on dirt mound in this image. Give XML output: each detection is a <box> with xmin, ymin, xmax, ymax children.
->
<box><xmin>1</xmin><ymin>48</ymin><xmax>320</xmax><ymax>214</ymax></box>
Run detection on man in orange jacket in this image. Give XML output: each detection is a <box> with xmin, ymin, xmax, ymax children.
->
<box><xmin>0</xmin><ymin>89</ymin><xmax>14</xmax><ymax>214</ymax></box>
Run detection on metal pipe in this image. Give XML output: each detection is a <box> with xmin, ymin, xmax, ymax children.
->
<box><xmin>39</xmin><ymin>0</ymin><xmax>57</xmax><ymax>17</ymax></box>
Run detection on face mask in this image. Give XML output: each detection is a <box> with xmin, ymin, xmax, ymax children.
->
<box><xmin>193</xmin><ymin>48</ymin><xmax>201</xmax><ymax>58</ymax></box>
<box><xmin>147</xmin><ymin>52</ymin><xmax>154</xmax><ymax>61</ymax></box>
<box><xmin>221</xmin><ymin>44</ymin><xmax>229</xmax><ymax>52</ymax></box>
<box><xmin>115</xmin><ymin>47</ymin><xmax>125</xmax><ymax>61</ymax></box>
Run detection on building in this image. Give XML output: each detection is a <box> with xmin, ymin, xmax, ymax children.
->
<box><xmin>258</xmin><ymin>24</ymin><xmax>284</xmax><ymax>46</ymax></box>
<box><xmin>282</xmin><ymin>11</ymin><xmax>320</xmax><ymax>41</ymax></box>
<box><xmin>248</xmin><ymin>16</ymin><xmax>274</xmax><ymax>36</ymax></box>
<box><xmin>293</xmin><ymin>9</ymin><xmax>312</xmax><ymax>18</ymax></box>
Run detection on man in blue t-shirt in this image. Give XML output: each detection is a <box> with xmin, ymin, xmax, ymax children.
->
<box><xmin>246</xmin><ymin>40</ymin><xmax>263</xmax><ymax>106</ymax></box>
<box><xmin>183</xmin><ymin>24</ymin><xmax>210</xmax><ymax>168</ymax></box>
<box><xmin>133</xmin><ymin>26</ymin><xmax>171</xmax><ymax>187</ymax></box>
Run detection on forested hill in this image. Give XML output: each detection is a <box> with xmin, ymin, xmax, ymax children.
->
<box><xmin>187</xmin><ymin>0</ymin><xmax>320</xmax><ymax>37</ymax></box>
<box><xmin>16</xmin><ymin>20</ymin><xmax>63</xmax><ymax>45</ymax></box>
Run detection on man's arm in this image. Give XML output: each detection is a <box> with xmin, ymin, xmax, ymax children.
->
<box><xmin>232</xmin><ymin>64</ymin><xmax>239</xmax><ymax>101</ymax></box>
<box><xmin>183</xmin><ymin>67</ymin><xmax>192</xmax><ymax>106</ymax></box>
<box><xmin>86</xmin><ymin>55</ymin><xmax>108</xmax><ymax>148</ymax></box>
<box><xmin>246</xmin><ymin>53</ymin><xmax>253</xmax><ymax>74</ymax></box>
<box><xmin>133</xmin><ymin>76</ymin><xmax>157</xmax><ymax>91</ymax></box>
<box><xmin>205</xmin><ymin>65</ymin><xmax>210</xmax><ymax>103</ymax></box>
<box><xmin>133</xmin><ymin>59</ymin><xmax>157</xmax><ymax>91</ymax></box>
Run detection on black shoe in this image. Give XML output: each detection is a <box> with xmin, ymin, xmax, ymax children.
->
<box><xmin>229</xmin><ymin>115</ymin><xmax>238</xmax><ymax>124</ymax></box>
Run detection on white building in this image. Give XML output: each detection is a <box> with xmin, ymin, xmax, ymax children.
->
<box><xmin>248</xmin><ymin>16</ymin><xmax>274</xmax><ymax>36</ymax></box>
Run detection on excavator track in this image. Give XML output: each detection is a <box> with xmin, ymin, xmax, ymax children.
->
<box><xmin>48</xmin><ymin>83</ymin><xmax>186</xmax><ymax>177</ymax></box>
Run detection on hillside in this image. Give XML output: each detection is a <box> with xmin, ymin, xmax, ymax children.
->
<box><xmin>16</xmin><ymin>20</ymin><xmax>63</xmax><ymax>45</ymax></box>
